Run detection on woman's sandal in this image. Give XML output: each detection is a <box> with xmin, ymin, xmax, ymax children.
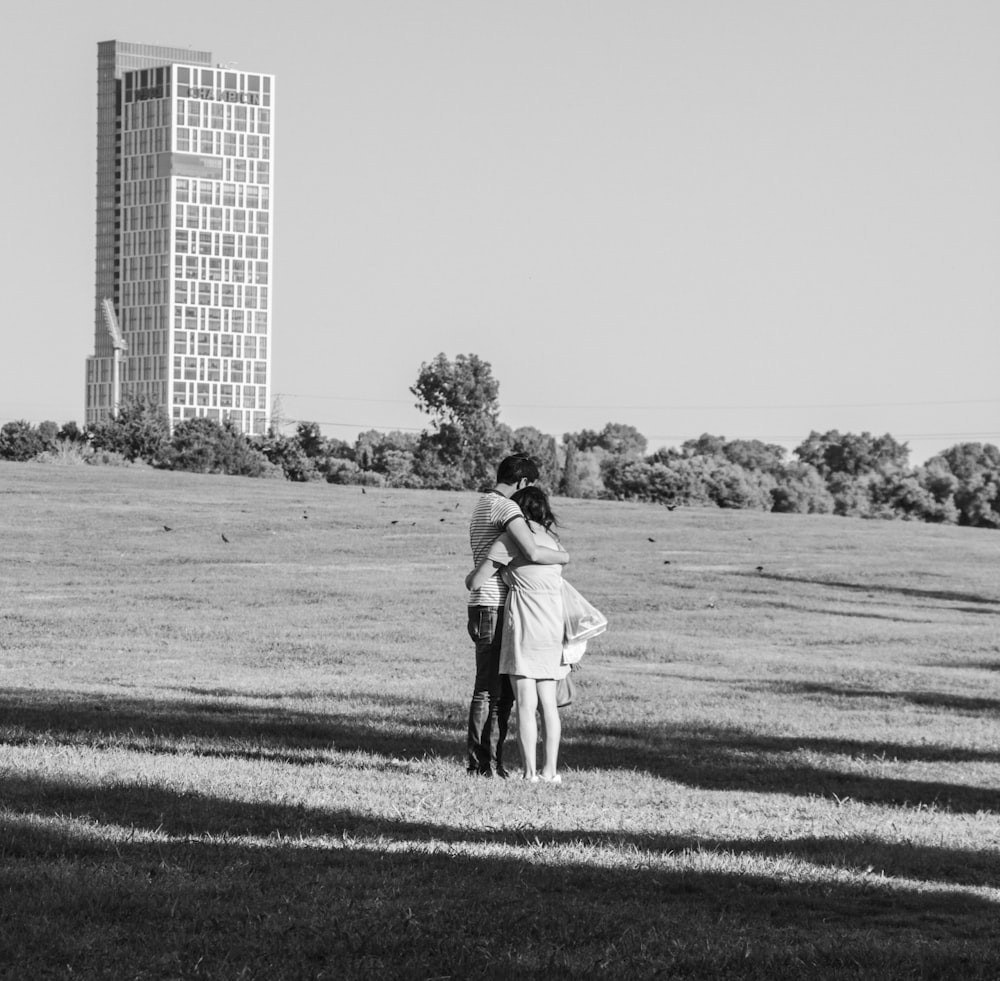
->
<box><xmin>540</xmin><ymin>774</ymin><xmax>562</xmax><ymax>784</ymax></box>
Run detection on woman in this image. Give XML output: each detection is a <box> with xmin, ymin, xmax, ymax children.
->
<box><xmin>465</xmin><ymin>486</ymin><xmax>569</xmax><ymax>783</ymax></box>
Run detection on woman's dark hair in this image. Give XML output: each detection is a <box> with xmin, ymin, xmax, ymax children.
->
<box><xmin>511</xmin><ymin>485</ymin><xmax>558</xmax><ymax>533</ymax></box>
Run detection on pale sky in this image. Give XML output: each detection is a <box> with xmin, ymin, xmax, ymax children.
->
<box><xmin>2</xmin><ymin>0</ymin><xmax>998</xmax><ymax>465</ymax></box>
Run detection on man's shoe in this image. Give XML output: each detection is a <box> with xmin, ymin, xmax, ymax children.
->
<box><xmin>495</xmin><ymin>767</ymin><xmax>511</xmax><ymax>779</ymax></box>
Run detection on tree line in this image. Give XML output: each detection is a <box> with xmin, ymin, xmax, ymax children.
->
<box><xmin>2</xmin><ymin>353</ymin><xmax>998</xmax><ymax>528</ymax></box>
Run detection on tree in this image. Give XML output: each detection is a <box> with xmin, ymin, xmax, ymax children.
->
<box><xmin>596</xmin><ymin>423</ymin><xmax>647</xmax><ymax>458</ymax></box>
<box><xmin>511</xmin><ymin>427</ymin><xmax>560</xmax><ymax>489</ymax></box>
<box><xmin>926</xmin><ymin>443</ymin><xmax>1000</xmax><ymax>528</ymax></box>
<box><xmin>37</xmin><ymin>421</ymin><xmax>60</xmax><ymax>452</ymax></box>
<box><xmin>353</xmin><ymin>429</ymin><xmax>421</xmax><ymax>487</ymax></box>
<box><xmin>559</xmin><ymin>440</ymin><xmax>581</xmax><ymax>497</ymax></box>
<box><xmin>411</xmin><ymin>353</ymin><xmax>500</xmax><ymax>429</ymax></box>
<box><xmin>868</xmin><ymin>468</ymin><xmax>957</xmax><ymax>523</ymax></box>
<box><xmin>681</xmin><ymin>435</ymin><xmax>787</xmax><ymax>477</ymax></box>
<box><xmin>681</xmin><ymin>433</ymin><xmax>728</xmax><ymax>459</ymax></box>
<box><xmin>410</xmin><ymin>353</ymin><xmax>510</xmax><ymax>489</ymax></box>
<box><xmin>89</xmin><ymin>395</ymin><xmax>169</xmax><ymax>464</ymax></box>
<box><xmin>698</xmin><ymin>459</ymin><xmax>776</xmax><ymax>510</ymax></box>
<box><xmin>295</xmin><ymin>421</ymin><xmax>325</xmax><ymax>458</ymax></box>
<box><xmin>794</xmin><ymin>430</ymin><xmax>909</xmax><ymax>478</ymax></box>
<box><xmin>0</xmin><ymin>420</ymin><xmax>45</xmax><ymax>461</ymax></box>
<box><xmin>569</xmin><ymin>423</ymin><xmax>647</xmax><ymax>458</ymax></box>
<box><xmin>162</xmin><ymin>417</ymin><xmax>273</xmax><ymax>476</ymax></box>
<box><xmin>58</xmin><ymin>421</ymin><xmax>85</xmax><ymax>444</ymax></box>
<box><xmin>253</xmin><ymin>429</ymin><xmax>317</xmax><ymax>482</ymax></box>
<box><xmin>770</xmin><ymin>462</ymin><xmax>834</xmax><ymax>514</ymax></box>
<box><xmin>914</xmin><ymin>459</ymin><xmax>960</xmax><ymax>523</ymax></box>
<box><xmin>720</xmin><ymin>439</ymin><xmax>787</xmax><ymax>476</ymax></box>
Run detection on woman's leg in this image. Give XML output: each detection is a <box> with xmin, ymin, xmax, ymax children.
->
<box><xmin>536</xmin><ymin>679</ymin><xmax>561</xmax><ymax>779</ymax></box>
<box><xmin>513</xmin><ymin>676</ymin><xmax>539</xmax><ymax>779</ymax></box>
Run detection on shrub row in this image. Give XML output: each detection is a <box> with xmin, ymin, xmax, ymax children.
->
<box><xmin>3</xmin><ymin>409</ymin><xmax>998</xmax><ymax>528</ymax></box>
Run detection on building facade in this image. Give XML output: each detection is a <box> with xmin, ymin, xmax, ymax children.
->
<box><xmin>86</xmin><ymin>40</ymin><xmax>275</xmax><ymax>434</ymax></box>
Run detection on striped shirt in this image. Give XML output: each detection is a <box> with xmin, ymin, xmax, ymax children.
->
<box><xmin>468</xmin><ymin>490</ymin><xmax>522</xmax><ymax>607</ymax></box>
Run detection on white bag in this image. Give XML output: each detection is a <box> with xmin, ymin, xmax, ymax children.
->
<box><xmin>562</xmin><ymin>580</ymin><xmax>607</xmax><ymax>650</ymax></box>
<box><xmin>562</xmin><ymin>639</ymin><xmax>588</xmax><ymax>666</ymax></box>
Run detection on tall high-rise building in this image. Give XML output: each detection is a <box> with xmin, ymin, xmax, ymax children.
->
<box><xmin>87</xmin><ymin>40</ymin><xmax>275</xmax><ymax>434</ymax></box>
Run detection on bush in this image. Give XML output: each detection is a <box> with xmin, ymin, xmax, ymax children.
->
<box><xmin>162</xmin><ymin>417</ymin><xmax>274</xmax><ymax>476</ymax></box>
<box><xmin>36</xmin><ymin>442</ymin><xmax>94</xmax><ymax>466</ymax></box>
<box><xmin>252</xmin><ymin>431</ymin><xmax>319</xmax><ymax>482</ymax></box>
<box><xmin>86</xmin><ymin>450</ymin><xmax>133</xmax><ymax>467</ymax></box>
<box><xmin>771</xmin><ymin>463</ymin><xmax>835</xmax><ymax>514</ymax></box>
<box><xmin>0</xmin><ymin>420</ymin><xmax>46</xmax><ymax>461</ymax></box>
<box><xmin>88</xmin><ymin>395</ymin><xmax>169</xmax><ymax>464</ymax></box>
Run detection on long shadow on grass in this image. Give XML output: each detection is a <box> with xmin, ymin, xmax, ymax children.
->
<box><xmin>4</xmin><ymin>688</ymin><xmax>1000</xmax><ymax>814</ymax></box>
<box><xmin>757</xmin><ymin>598</ymin><xmax>937</xmax><ymax>623</ymax></box>
<box><xmin>2</xmin><ymin>773</ymin><xmax>997</xmax><ymax>892</ymax></box>
<box><xmin>0</xmin><ymin>688</ymin><xmax>459</xmax><ymax>764</ymax></box>
<box><xmin>566</xmin><ymin>721</ymin><xmax>1000</xmax><ymax>814</ymax></box>
<box><xmin>759</xmin><ymin>573</ymin><xmax>999</xmax><ymax>609</ymax></box>
<box><xmin>4</xmin><ymin>829</ymin><xmax>997</xmax><ymax>980</ymax></box>
<box><xmin>760</xmin><ymin>680</ymin><xmax>1000</xmax><ymax>715</ymax></box>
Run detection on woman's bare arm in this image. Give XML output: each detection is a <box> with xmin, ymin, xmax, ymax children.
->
<box><xmin>506</xmin><ymin>516</ymin><xmax>569</xmax><ymax>565</ymax></box>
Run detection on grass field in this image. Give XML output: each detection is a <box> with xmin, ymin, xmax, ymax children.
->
<box><xmin>1</xmin><ymin>461</ymin><xmax>999</xmax><ymax>980</ymax></box>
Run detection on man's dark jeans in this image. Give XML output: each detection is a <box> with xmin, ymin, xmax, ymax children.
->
<box><xmin>467</xmin><ymin>605</ymin><xmax>515</xmax><ymax>774</ymax></box>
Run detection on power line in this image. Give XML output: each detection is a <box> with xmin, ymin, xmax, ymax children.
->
<box><xmin>286</xmin><ymin>417</ymin><xmax>999</xmax><ymax>446</ymax></box>
<box><xmin>286</xmin><ymin>418</ymin><xmax>424</xmax><ymax>432</ymax></box>
<box><xmin>644</xmin><ymin>431</ymin><xmax>1000</xmax><ymax>443</ymax></box>
<box><xmin>274</xmin><ymin>392</ymin><xmax>1000</xmax><ymax>412</ymax></box>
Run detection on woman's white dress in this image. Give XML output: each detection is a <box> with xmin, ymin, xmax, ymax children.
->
<box><xmin>487</xmin><ymin>531</ymin><xmax>571</xmax><ymax>681</ymax></box>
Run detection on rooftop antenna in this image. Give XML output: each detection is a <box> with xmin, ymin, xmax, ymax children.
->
<box><xmin>101</xmin><ymin>298</ymin><xmax>127</xmax><ymax>417</ymax></box>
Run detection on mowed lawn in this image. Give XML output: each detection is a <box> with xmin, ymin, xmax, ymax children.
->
<box><xmin>1</xmin><ymin>462</ymin><xmax>999</xmax><ymax>980</ymax></box>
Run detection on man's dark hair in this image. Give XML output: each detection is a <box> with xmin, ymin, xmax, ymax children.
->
<box><xmin>496</xmin><ymin>455</ymin><xmax>539</xmax><ymax>486</ymax></box>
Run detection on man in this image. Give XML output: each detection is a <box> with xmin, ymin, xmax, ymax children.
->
<box><xmin>466</xmin><ymin>455</ymin><xmax>569</xmax><ymax>776</ymax></box>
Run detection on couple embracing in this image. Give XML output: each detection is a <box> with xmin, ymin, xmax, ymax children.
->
<box><xmin>464</xmin><ymin>455</ymin><xmax>573</xmax><ymax>783</ymax></box>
